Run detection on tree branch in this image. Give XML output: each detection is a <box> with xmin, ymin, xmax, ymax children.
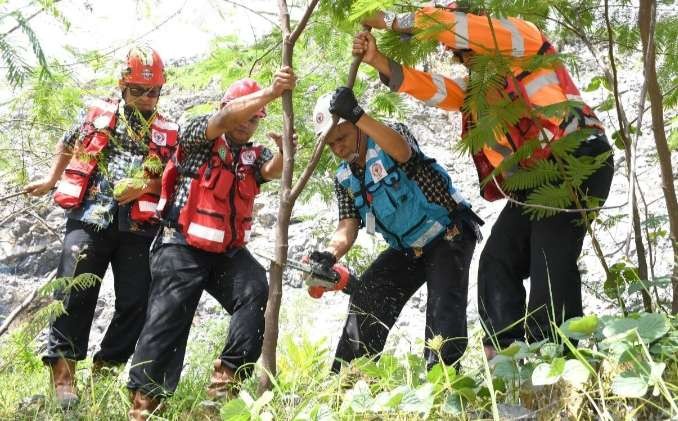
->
<box><xmin>222</xmin><ymin>0</ymin><xmax>280</xmax><ymax>27</ymax></box>
<box><xmin>289</xmin><ymin>31</ymin><xmax>368</xmax><ymax>202</ymax></box>
<box><xmin>289</xmin><ymin>0</ymin><xmax>319</xmax><ymax>44</ymax></box>
<box><xmin>0</xmin><ymin>268</ymin><xmax>57</xmax><ymax>337</ymax></box>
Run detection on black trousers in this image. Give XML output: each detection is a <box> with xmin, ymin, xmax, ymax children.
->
<box><xmin>127</xmin><ymin>244</ymin><xmax>268</xmax><ymax>399</ymax></box>
<box><xmin>43</xmin><ymin>219</ymin><xmax>153</xmax><ymax>364</ymax></box>
<box><xmin>478</xmin><ymin>138</ymin><xmax>614</xmax><ymax>348</ymax></box>
<box><xmin>333</xmin><ymin>222</ymin><xmax>476</xmax><ymax>372</ymax></box>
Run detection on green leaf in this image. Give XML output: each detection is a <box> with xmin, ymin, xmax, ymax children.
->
<box><xmin>348</xmin><ymin>0</ymin><xmax>396</xmax><ymax>22</ymax></box>
<box><xmin>498</xmin><ymin>341</ymin><xmax>529</xmax><ymax>359</ymax></box>
<box><xmin>603</xmin><ymin>262</ymin><xmax>639</xmax><ymax>300</ymax></box>
<box><xmin>441</xmin><ymin>392</ymin><xmax>463</xmax><ymax>416</ymax></box>
<box><xmin>524</xmin><ymin>183</ymin><xmax>572</xmax><ymax>219</ymax></box>
<box><xmin>399</xmin><ymin>383</ymin><xmax>434</xmax><ymax>416</ymax></box>
<box><xmin>611</xmin><ymin>371</ymin><xmax>648</xmax><ymax>398</ymax></box>
<box><xmin>583</xmin><ymin>76</ymin><xmax>602</xmax><ymax>92</ymax></box>
<box><xmin>562</xmin><ymin>359</ymin><xmax>590</xmax><ymax>387</ymax></box>
<box><xmin>636</xmin><ymin>313</ymin><xmax>671</xmax><ymax>343</ymax></box>
<box><xmin>250</xmin><ymin>390</ymin><xmax>274</xmax><ymax>415</ymax></box>
<box><xmin>343</xmin><ymin>380</ymin><xmax>373</xmax><ymax>413</ymax></box>
<box><xmin>427</xmin><ymin>363</ymin><xmax>456</xmax><ymax>385</ymax></box>
<box><xmin>539</xmin><ymin>342</ymin><xmax>563</xmax><ymax>360</ymax></box>
<box><xmin>220</xmin><ymin>398</ymin><xmax>250</xmax><ymax>421</ymax></box>
<box><xmin>603</xmin><ymin>313</ymin><xmax>670</xmax><ymax>344</ymax></box>
<box><xmin>560</xmin><ymin>315</ymin><xmax>599</xmax><ymax>340</ymax></box>
<box><xmin>371</xmin><ymin>388</ymin><xmax>404</xmax><ymax>411</ymax></box>
<box><xmin>595</xmin><ymin>95</ymin><xmax>615</xmax><ymax>112</ymax></box>
<box><xmin>669</xmin><ymin>125</ymin><xmax>678</xmax><ymax>151</ymax></box>
<box><xmin>492</xmin><ymin>356</ymin><xmax>520</xmax><ymax>382</ymax></box>
<box><xmin>451</xmin><ymin>375</ymin><xmax>476</xmax><ymax>390</ymax></box>
<box><xmin>528</xmin><ymin>339</ymin><xmax>549</xmax><ymax>352</ymax></box>
<box><xmin>531</xmin><ymin>358</ymin><xmax>565</xmax><ymax>385</ymax></box>
<box><xmin>584</xmin><ymin>75</ymin><xmax>611</xmax><ymax>92</ymax></box>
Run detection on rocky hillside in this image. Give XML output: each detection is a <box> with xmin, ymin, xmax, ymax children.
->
<box><xmin>0</xmin><ymin>44</ymin><xmax>675</xmax><ymax>364</ymax></box>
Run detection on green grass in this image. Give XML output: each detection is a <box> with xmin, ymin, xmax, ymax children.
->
<box><xmin>1</xmin><ymin>308</ymin><xmax>676</xmax><ymax>420</ymax></box>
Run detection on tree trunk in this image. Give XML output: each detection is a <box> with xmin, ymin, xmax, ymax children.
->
<box><xmin>258</xmin><ymin>0</ymin><xmax>320</xmax><ymax>393</ymax></box>
<box><xmin>258</xmin><ymin>1</ymin><xmax>366</xmax><ymax>392</ymax></box>
<box><xmin>638</xmin><ymin>0</ymin><xmax>678</xmax><ymax>313</ymax></box>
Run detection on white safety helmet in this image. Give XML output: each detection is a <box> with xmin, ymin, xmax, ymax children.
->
<box><xmin>312</xmin><ymin>92</ymin><xmax>345</xmax><ymax>137</ymax></box>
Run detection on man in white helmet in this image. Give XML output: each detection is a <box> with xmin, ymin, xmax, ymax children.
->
<box><xmin>308</xmin><ymin>87</ymin><xmax>481</xmax><ymax>371</ymax></box>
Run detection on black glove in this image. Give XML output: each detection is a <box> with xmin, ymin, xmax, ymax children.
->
<box><xmin>309</xmin><ymin>250</ymin><xmax>337</xmax><ymax>272</ymax></box>
<box><xmin>329</xmin><ymin>87</ymin><xmax>364</xmax><ymax>124</ymax></box>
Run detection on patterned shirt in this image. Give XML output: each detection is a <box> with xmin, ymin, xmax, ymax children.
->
<box><xmin>62</xmin><ymin>99</ymin><xmax>175</xmax><ymax>237</ymax></box>
<box><xmin>334</xmin><ymin>123</ymin><xmax>466</xmax><ymax>221</ymax></box>
<box><xmin>158</xmin><ymin>114</ymin><xmax>273</xmax><ymax>247</ymax></box>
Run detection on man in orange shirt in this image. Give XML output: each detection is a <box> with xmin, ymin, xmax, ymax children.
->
<box><xmin>356</xmin><ymin>5</ymin><xmax>613</xmax><ymax>357</ymax></box>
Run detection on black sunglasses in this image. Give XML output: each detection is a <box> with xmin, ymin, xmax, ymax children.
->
<box><xmin>127</xmin><ymin>85</ymin><xmax>162</xmax><ymax>98</ymax></box>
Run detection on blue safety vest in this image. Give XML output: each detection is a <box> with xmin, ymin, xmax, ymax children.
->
<box><xmin>337</xmin><ymin>138</ymin><xmax>469</xmax><ymax>250</ymax></box>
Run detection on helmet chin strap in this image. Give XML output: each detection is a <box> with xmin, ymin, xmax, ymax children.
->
<box><xmin>346</xmin><ymin>126</ymin><xmax>362</xmax><ymax>164</ymax></box>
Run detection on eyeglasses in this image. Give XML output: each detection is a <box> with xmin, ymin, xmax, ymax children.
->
<box><xmin>126</xmin><ymin>85</ymin><xmax>162</xmax><ymax>98</ymax></box>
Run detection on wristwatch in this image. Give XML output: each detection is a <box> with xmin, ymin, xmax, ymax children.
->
<box><xmin>383</xmin><ymin>11</ymin><xmax>396</xmax><ymax>30</ymax></box>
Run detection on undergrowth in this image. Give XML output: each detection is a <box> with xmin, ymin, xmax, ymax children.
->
<box><xmin>1</xmin><ymin>306</ymin><xmax>675</xmax><ymax>420</ymax></box>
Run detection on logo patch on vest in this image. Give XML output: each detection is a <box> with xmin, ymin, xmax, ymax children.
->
<box><xmin>93</xmin><ymin>115</ymin><xmax>112</xmax><ymax>129</ymax></box>
<box><xmin>151</xmin><ymin>129</ymin><xmax>167</xmax><ymax>146</ymax></box>
<box><xmin>241</xmin><ymin>150</ymin><xmax>256</xmax><ymax>165</ymax></box>
<box><xmin>370</xmin><ymin>160</ymin><xmax>387</xmax><ymax>183</ymax></box>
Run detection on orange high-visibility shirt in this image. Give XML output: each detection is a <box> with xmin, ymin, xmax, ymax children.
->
<box><xmin>389</xmin><ymin>9</ymin><xmax>581</xmax><ymax>126</ymax></box>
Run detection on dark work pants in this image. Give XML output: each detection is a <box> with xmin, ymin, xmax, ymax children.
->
<box><xmin>333</xmin><ymin>222</ymin><xmax>476</xmax><ymax>372</ymax></box>
<box><xmin>478</xmin><ymin>138</ymin><xmax>614</xmax><ymax>348</ymax></box>
<box><xmin>43</xmin><ymin>219</ymin><xmax>153</xmax><ymax>364</ymax></box>
<box><xmin>127</xmin><ymin>244</ymin><xmax>268</xmax><ymax>399</ymax></box>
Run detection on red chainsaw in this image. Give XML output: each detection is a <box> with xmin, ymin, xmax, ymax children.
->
<box><xmin>254</xmin><ymin>250</ymin><xmax>356</xmax><ymax>298</ymax></box>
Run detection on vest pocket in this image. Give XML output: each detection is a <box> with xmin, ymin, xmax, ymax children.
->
<box><xmin>212</xmin><ymin>170</ymin><xmax>234</xmax><ymax>201</ymax></box>
<box><xmin>130</xmin><ymin>193</ymin><xmax>160</xmax><ymax>223</ymax></box>
<box><xmin>234</xmin><ymin>177</ymin><xmax>259</xmax><ymax>246</ymax></box>
<box><xmin>179</xmin><ymin>168</ymin><xmax>231</xmax><ymax>253</ymax></box>
<box><xmin>85</xmin><ymin>132</ymin><xmax>109</xmax><ymax>152</ymax></box>
<box><xmin>54</xmin><ymin>160</ymin><xmax>97</xmax><ymax>209</ymax></box>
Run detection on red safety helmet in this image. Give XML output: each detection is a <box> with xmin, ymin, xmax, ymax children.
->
<box><xmin>220</xmin><ymin>78</ymin><xmax>267</xmax><ymax>118</ymax></box>
<box><xmin>119</xmin><ymin>45</ymin><xmax>166</xmax><ymax>86</ymax></box>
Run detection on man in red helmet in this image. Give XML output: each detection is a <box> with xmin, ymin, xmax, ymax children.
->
<box><xmin>22</xmin><ymin>45</ymin><xmax>177</xmax><ymax>408</ymax></box>
<box><xmin>126</xmin><ymin>69</ymin><xmax>295</xmax><ymax>419</ymax></box>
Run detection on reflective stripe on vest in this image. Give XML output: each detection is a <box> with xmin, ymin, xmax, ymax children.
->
<box><xmin>337</xmin><ymin>138</ymin><xmax>458</xmax><ymax>250</ymax></box>
<box><xmin>187</xmin><ymin>222</ymin><xmax>225</xmax><ymax>243</ymax></box>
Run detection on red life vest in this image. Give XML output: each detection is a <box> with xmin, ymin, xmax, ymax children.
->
<box><xmin>158</xmin><ymin>136</ymin><xmax>262</xmax><ymax>253</ymax></box>
<box><xmin>463</xmin><ymin>40</ymin><xmax>603</xmax><ymax>202</ymax></box>
<box><xmin>54</xmin><ymin>99</ymin><xmax>178</xmax><ymax>223</ymax></box>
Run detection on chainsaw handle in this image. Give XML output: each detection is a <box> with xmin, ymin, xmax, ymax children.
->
<box><xmin>307</xmin><ymin>263</ymin><xmax>352</xmax><ymax>299</ymax></box>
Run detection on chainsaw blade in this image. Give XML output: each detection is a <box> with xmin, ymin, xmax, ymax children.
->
<box><xmin>253</xmin><ymin>250</ymin><xmax>339</xmax><ymax>289</ymax></box>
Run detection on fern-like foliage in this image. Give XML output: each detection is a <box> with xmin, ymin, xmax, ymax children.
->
<box><xmin>10</xmin><ymin>11</ymin><xmax>50</xmax><ymax>79</ymax></box>
<box><xmin>376</xmin><ymin>30</ymin><xmax>438</xmax><ymax>68</ymax></box>
<box><xmin>348</xmin><ymin>0</ymin><xmax>397</xmax><ymax>22</ymax></box>
<box><xmin>524</xmin><ymin>183</ymin><xmax>573</xmax><ymax>219</ymax></box>
<box><xmin>549</xmin><ymin>129</ymin><xmax>595</xmax><ymax>156</ymax></box>
<box><xmin>502</xmin><ymin>159</ymin><xmax>562</xmax><ymax>192</ymax></box>
<box><xmin>562</xmin><ymin>149</ymin><xmax>612</xmax><ymax>188</ymax></box>
<box><xmin>0</xmin><ymin>37</ymin><xmax>32</xmax><ymax>88</ymax></box>
<box><xmin>369</xmin><ymin>91</ymin><xmax>409</xmax><ymax>120</ymax></box>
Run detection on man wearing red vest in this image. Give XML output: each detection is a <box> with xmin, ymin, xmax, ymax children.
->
<box><xmin>24</xmin><ymin>45</ymin><xmax>178</xmax><ymax>408</ymax></box>
<box><xmin>355</xmin><ymin>6</ymin><xmax>614</xmax><ymax>358</ymax></box>
<box><xmin>126</xmin><ymin>69</ymin><xmax>295</xmax><ymax>419</ymax></box>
